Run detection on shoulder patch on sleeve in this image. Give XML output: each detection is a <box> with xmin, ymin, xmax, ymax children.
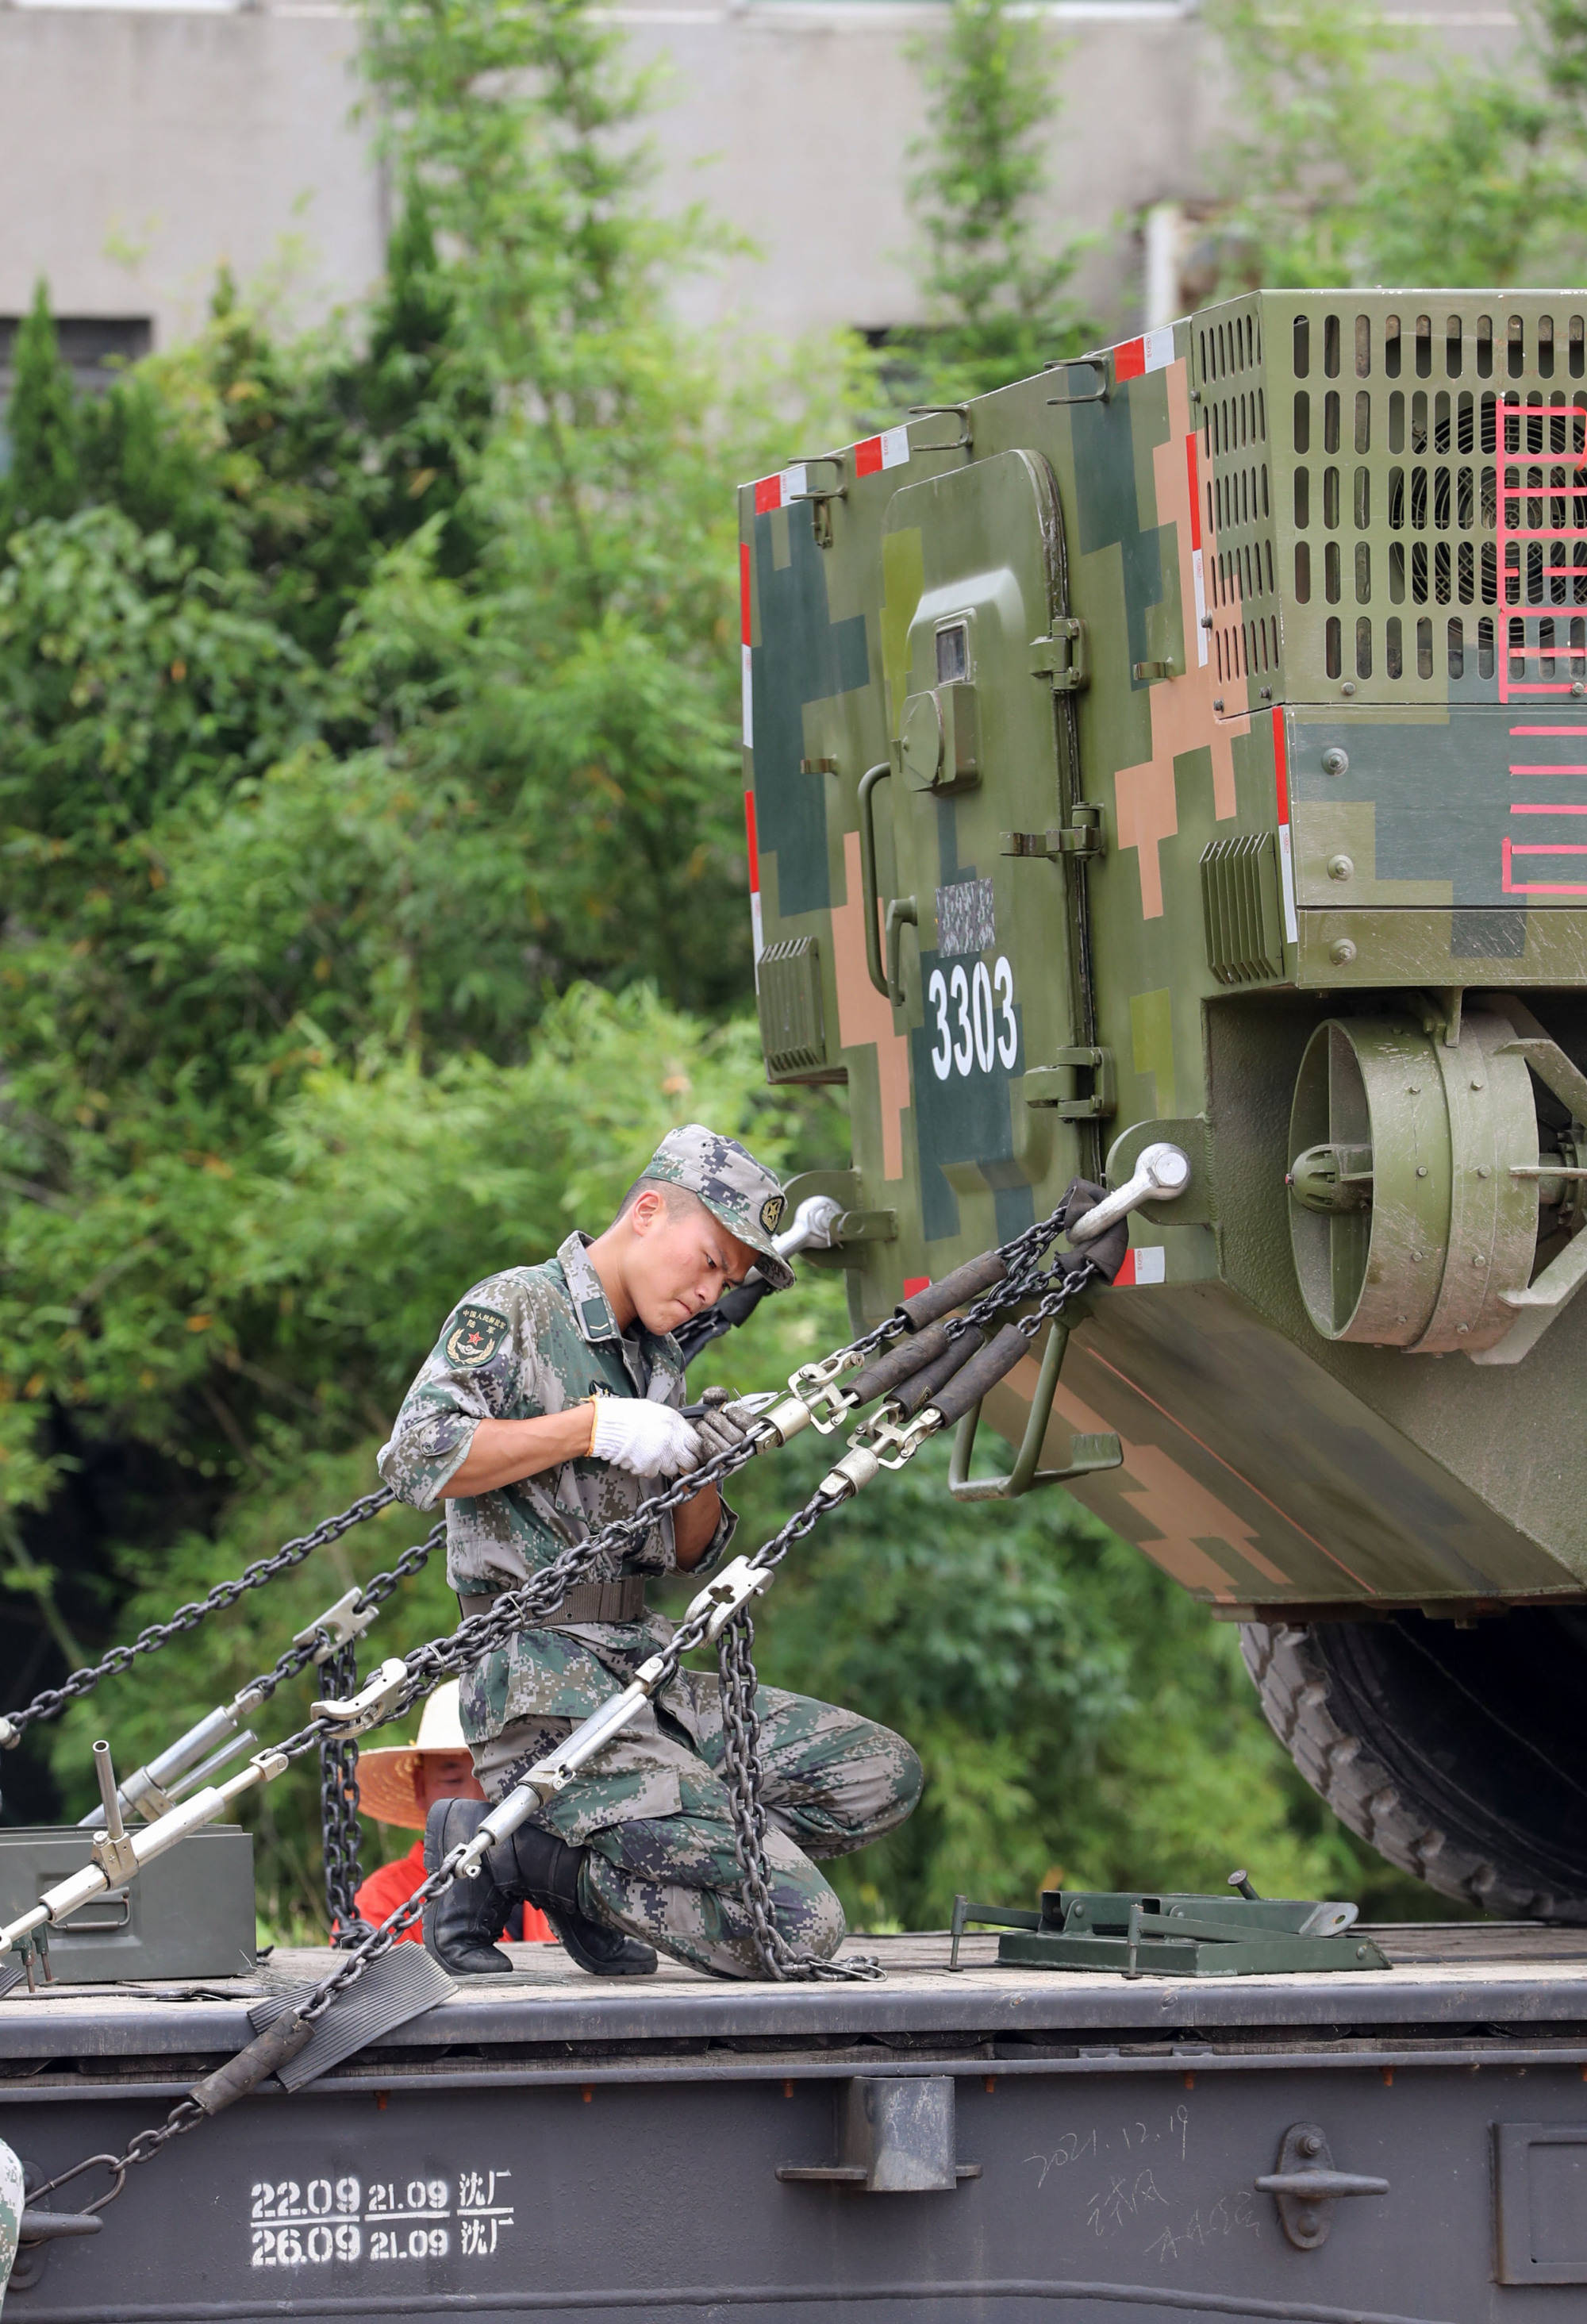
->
<box><xmin>444</xmin><ymin>1303</ymin><xmax>512</xmax><ymax>1371</ymax></box>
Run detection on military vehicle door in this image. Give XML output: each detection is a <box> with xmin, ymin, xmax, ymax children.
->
<box><xmin>874</xmin><ymin>448</ymin><xmax>1087</xmax><ymax>1276</ymax></box>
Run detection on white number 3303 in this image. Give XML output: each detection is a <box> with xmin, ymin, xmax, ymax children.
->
<box><xmin>928</xmin><ymin>956</ymin><xmax>1018</xmax><ymax>1082</ymax></box>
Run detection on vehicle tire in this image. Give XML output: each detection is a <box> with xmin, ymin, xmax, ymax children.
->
<box><xmin>1241</xmin><ymin>1611</ymin><xmax>1587</xmax><ymax>1921</ymax></box>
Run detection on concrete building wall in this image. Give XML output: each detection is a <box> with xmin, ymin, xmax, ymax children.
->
<box><xmin>0</xmin><ymin>0</ymin><xmax>1527</xmax><ymax>363</ymax></box>
<box><xmin>620</xmin><ymin>2</ymin><xmax>1204</xmax><ymax>341</ymax></box>
<box><xmin>0</xmin><ymin>4</ymin><xmax>386</xmax><ymax>351</ymax></box>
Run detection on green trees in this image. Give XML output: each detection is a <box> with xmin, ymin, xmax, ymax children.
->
<box><xmin>1206</xmin><ymin>0</ymin><xmax>1587</xmax><ymax>290</ymax></box>
<box><xmin>0</xmin><ymin>0</ymin><xmax>824</xmax><ymax>1885</ymax></box>
<box><xmin>2</xmin><ymin>283</ymin><xmax>83</xmax><ymax>529</ymax></box>
<box><xmin>894</xmin><ymin>0</ymin><xmax>1093</xmax><ymax>403</ymax></box>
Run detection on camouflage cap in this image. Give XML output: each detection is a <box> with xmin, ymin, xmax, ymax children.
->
<box><xmin>640</xmin><ymin>1124</ymin><xmax>795</xmax><ymax>1291</ymax></box>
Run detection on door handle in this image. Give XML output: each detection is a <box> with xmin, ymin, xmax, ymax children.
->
<box><xmin>1257</xmin><ymin>2124</ymin><xmax>1389</xmax><ymax>2251</ymax></box>
<box><xmin>883</xmin><ymin>897</ymin><xmax>917</xmax><ymax>1007</ymax></box>
<box><xmin>857</xmin><ymin>763</ymin><xmax>894</xmax><ymax>1002</ymax></box>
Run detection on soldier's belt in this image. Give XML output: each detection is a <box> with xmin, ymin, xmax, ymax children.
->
<box><xmin>457</xmin><ymin>1575</ymin><xmax>647</xmax><ymax>1628</ymax></box>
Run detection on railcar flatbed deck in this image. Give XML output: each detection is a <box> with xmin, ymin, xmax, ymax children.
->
<box><xmin>5</xmin><ymin>1924</ymin><xmax>1587</xmax><ymax>2320</ymax></box>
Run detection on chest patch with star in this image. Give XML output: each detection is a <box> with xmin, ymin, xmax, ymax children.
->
<box><xmin>444</xmin><ymin>1304</ymin><xmax>511</xmax><ymax>1371</ymax></box>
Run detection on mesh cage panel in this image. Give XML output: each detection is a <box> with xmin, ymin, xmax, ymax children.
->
<box><xmin>1241</xmin><ymin>294</ymin><xmax>1587</xmax><ymax>706</ymax></box>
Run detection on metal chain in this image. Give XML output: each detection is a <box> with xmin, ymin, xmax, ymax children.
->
<box><xmin>267</xmin><ymin>1210</ymin><xmax>1104</xmax><ymax>1778</ymax></box>
<box><xmin>1014</xmin><ymin>1255</ymin><xmax>1100</xmax><ymax>1341</ymax></box>
<box><xmin>318</xmin><ymin>1641</ymin><xmax>369</xmax><ymax>1947</ymax></box>
<box><xmin>0</xmin><ymin>1489</ymin><xmax>397</xmax><ymax>1743</ymax></box>
<box><xmin>22</xmin><ymin>2098</ymin><xmax>206</xmax><ymax>2218</ymax></box>
<box><xmin>3</xmin><ymin>1182</ymin><xmax>1090</xmax><ymax>1755</ymax></box>
<box><xmin>705</xmin><ymin>1243</ymin><xmax>1101</xmax><ymax>1984</ymax></box>
<box><xmin>263</xmin><ymin>1434</ymin><xmax>773</xmax><ymax>1768</ymax></box>
<box><xmin>15</xmin><ymin>1218</ymin><xmax>1104</xmax><ymax>2234</ymax></box>
<box><xmin>240</xmin><ymin>1525</ymin><xmax>443</xmax><ymax>1714</ymax></box>
<box><xmin>302</xmin><ymin>1855</ymin><xmax>463</xmax><ymax>2022</ymax></box>
<box><xmin>716</xmin><ymin>1612</ymin><xmax>881</xmax><ymax>1982</ymax></box>
<box><xmin>296</xmin><ymin>1476</ymin><xmax>882</xmax><ymax>2026</ymax></box>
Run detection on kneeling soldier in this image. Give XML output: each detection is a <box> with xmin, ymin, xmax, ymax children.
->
<box><xmin>378</xmin><ymin>1125</ymin><xmax>922</xmax><ymax>1979</ymax></box>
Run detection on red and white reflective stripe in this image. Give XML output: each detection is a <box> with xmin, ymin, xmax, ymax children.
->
<box><xmin>1185</xmin><ymin>433</ymin><xmax>1208</xmax><ymax>668</ymax></box>
<box><xmin>740</xmin><ymin>541</ymin><xmax>753</xmax><ymax>748</ymax></box>
<box><xmin>1113</xmin><ymin>326</ymin><xmax>1175</xmax><ymax>383</ymax></box>
<box><xmin>854</xmin><ymin>426</ymin><xmax>910</xmax><ymax>478</ymax></box>
<box><xmin>1272</xmin><ymin>706</ymin><xmax>1298</xmax><ymax>945</ymax></box>
<box><xmin>744</xmin><ymin>788</ymin><xmax>763</xmax><ymax>971</ymax></box>
<box><xmin>758</xmin><ymin>430</ymin><xmax>907</xmax><ymax>507</ymax></box>
<box><xmin>1112</xmin><ymin>1246</ymin><xmax>1166</xmax><ymax>1289</ymax></box>
<box><xmin>752</xmin><ymin>464</ymin><xmax>812</xmax><ymax>514</ymax></box>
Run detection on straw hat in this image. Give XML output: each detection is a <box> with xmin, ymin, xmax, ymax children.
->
<box><xmin>356</xmin><ymin>1680</ymin><xmax>483</xmax><ymax>1830</ymax></box>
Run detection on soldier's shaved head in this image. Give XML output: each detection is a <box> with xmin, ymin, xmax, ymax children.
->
<box><xmin>614</xmin><ymin>1177</ymin><xmax>709</xmax><ymax>1223</ymax></box>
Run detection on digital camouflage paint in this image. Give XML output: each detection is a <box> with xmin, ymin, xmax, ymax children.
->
<box><xmin>743</xmin><ymin>293</ymin><xmax>1587</xmax><ymax>1916</ymax></box>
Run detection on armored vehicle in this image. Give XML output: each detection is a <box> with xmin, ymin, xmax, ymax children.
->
<box><xmin>742</xmin><ymin>290</ymin><xmax>1587</xmax><ymax>1925</ymax></box>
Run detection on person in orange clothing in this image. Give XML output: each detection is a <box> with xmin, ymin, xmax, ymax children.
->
<box><xmin>353</xmin><ymin>1681</ymin><xmax>553</xmax><ymax>1945</ymax></box>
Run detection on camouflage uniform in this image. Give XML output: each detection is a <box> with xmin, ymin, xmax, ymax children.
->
<box><xmin>378</xmin><ymin>1125</ymin><xmax>922</xmax><ymax>1979</ymax></box>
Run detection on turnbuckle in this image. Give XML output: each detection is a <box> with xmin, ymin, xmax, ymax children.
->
<box><xmin>787</xmin><ymin>1347</ymin><xmax>870</xmax><ymax>1433</ymax></box>
<box><xmin>848</xmin><ymin>1407</ymin><xmax>940</xmax><ymax>1472</ymax></box>
<box><xmin>456</xmin><ymin>1671</ymin><xmax>666</xmax><ymax>1868</ymax></box>
<box><xmin>86</xmin><ymin>1706</ymin><xmax>260</xmax><ymax>1828</ymax></box>
<box><xmin>747</xmin><ymin>1395</ymin><xmax>815</xmax><ymax>1450</ymax></box>
<box><xmin>817</xmin><ymin>1445</ymin><xmax>882</xmax><ymax>1502</ymax></box>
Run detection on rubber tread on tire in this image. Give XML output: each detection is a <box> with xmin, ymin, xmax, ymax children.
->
<box><xmin>1241</xmin><ymin>1612</ymin><xmax>1587</xmax><ymax>1922</ymax></box>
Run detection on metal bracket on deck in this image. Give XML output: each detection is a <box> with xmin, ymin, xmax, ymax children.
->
<box><xmin>778</xmin><ymin>2078</ymin><xmax>981</xmax><ymax>2193</ymax></box>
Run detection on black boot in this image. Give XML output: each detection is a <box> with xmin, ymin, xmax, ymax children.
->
<box><xmin>492</xmin><ymin>1821</ymin><xmax>657</xmax><ymax>1978</ymax></box>
<box><xmin>422</xmin><ymin>1799</ymin><xmax>515</xmax><ymax>1976</ymax></box>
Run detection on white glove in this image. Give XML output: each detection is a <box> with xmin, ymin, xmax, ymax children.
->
<box><xmin>590</xmin><ymin>1397</ymin><xmax>703</xmax><ymax>1479</ymax></box>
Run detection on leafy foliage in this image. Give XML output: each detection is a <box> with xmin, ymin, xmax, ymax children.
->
<box><xmin>1205</xmin><ymin>0</ymin><xmax>1587</xmax><ymax>289</ymax></box>
<box><xmin>891</xmin><ymin>0</ymin><xmax>1094</xmax><ymax>405</ymax></box>
<box><xmin>0</xmin><ymin>0</ymin><xmax>807</xmax><ymax>1816</ymax></box>
<box><xmin>2</xmin><ymin>284</ymin><xmax>83</xmax><ymax>529</ymax></box>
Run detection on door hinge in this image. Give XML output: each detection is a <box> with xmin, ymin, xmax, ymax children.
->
<box><xmin>1029</xmin><ymin>618</ymin><xmax>1088</xmax><ymax>693</ymax></box>
<box><xmin>1024</xmin><ymin>1047</ymin><xmax>1116</xmax><ymax>1121</ymax></box>
<box><xmin>1001</xmin><ymin>805</ymin><xmax>1105</xmax><ymax>863</ymax></box>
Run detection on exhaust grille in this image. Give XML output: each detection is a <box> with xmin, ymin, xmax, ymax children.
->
<box><xmin>1201</xmin><ymin>833</ymin><xmax>1285</xmax><ymax>985</ymax></box>
<box><xmin>757</xmin><ymin>937</ymin><xmax>833</xmax><ymax>1080</ymax></box>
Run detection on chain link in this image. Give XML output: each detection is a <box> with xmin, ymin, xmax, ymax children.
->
<box><xmin>265</xmin><ymin>1436</ymin><xmax>771</xmax><ymax>1769</ymax></box>
<box><xmin>240</xmin><ymin>1523</ymin><xmax>443</xmax><ymax>1714</ymax></box>
<box><xmin>1</xmin><ymin>1489</ymin><xmax>397</xmax><ymax>1742</ymax></box>
<box><xmin>716</xmin><ymin>1612</ymin><xmax>882</xmax><ymax>1982</ymax></box>
<box><xmin>318</xmin><ymin>1641</ymin><xmax>370</xmax><ymax>1947</ymax></box>
<box><xmin>264</xmin><ymin>1218</ymin><xmax>1100</xmax><ymax>1789</ymax></box>
<box><xmin>23</xmin><ymin>2097</ymin><xmax>206</xmax><ymax>2218</ymax></box>
<box><xmin>302</xmin><ymin>1850</ymin><xmax>465</xmax><ymax>2021</ymax></box>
